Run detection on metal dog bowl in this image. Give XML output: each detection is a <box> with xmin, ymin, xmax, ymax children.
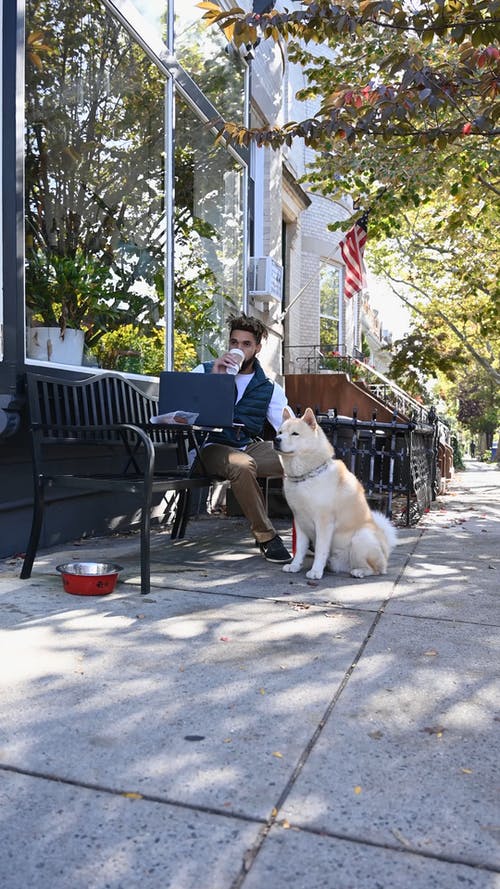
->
<box><xmin>56</xmin><ymin>562</ymin><xmax>123</xmax><ymax>596</ymax></box>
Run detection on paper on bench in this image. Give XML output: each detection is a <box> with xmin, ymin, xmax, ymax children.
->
<box><xmin>150</xmin><ymin>411</ymin><xmax>199</xmax><ymax>425</ymax></box>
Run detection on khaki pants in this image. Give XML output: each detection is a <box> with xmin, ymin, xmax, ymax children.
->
<box><xmin>198</xmin><ymin>440</ymin><xmax>283</xmax><ymax>543</ymax></box>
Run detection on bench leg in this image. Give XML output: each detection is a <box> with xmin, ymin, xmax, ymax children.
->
<box><xmin>20</xmin><ymin>481</ymin><xmax>45</xmax><ymax>579</ymax></box>
<box><xmin>140</xmin><ymin>487</ymin><xmax>153</xmax><ymax>596</ymax></box>
<box><xmin>170</xmin><ymin>491</ymin><xmax>188</xmax><ymax>540</ymax></box>
<box><xmin>171</xmin><ymin>490</ymin><xmax>192</xmax><ymax>540</ymax></box>
<box><xmin>177</xmin><ymin>489</ymin><xmax>192</xmax><ymax>538</ymax></box>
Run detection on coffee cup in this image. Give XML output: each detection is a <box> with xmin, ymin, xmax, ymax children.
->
<box><xmin>226</xmin><ymin>348</ymin><xmax>244</xmax><ymax>375</ymax></box>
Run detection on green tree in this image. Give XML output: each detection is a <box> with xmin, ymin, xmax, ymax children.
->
<box><xmin>200</xmin><ymin>2</ymin><xmax>498</xmax><ymax>222</ymax></box>
<box><xmin>456</xmin><ymin>370</ymin><xmax>500</xmax><ymax>447</ymax></box>
<box><xmin>368</xmin><ymin>195</ymin><xmax>499</xmax><ymax>388</ymax></box>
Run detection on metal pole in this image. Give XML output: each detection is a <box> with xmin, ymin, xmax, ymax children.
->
<box><xmin>164</xmin><ymin>0</ymin><xmax>175</xmax><ymax>371</ymax></box>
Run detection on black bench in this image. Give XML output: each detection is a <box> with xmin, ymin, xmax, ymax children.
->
<box><xmin>20</xmin><ymin>371</ymin><xmax>213</xmax><ymax>594</ymax></box>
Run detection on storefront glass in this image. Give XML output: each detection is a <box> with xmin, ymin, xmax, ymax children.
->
<box><xmin>24</xmin><ymin>0</ymin><xmax>246</xmax><ymax>372</ymax></box>
<box><xmin>175</xmin><ymin>94</ymin><xmax>244</xmax><ymax>362</ymax></box>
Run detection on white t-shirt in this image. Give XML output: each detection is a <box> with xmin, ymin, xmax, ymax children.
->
<box><xmin>192</xmin><ymin>363</ymin><xmax>292</xmax><ymax>433</ymax></box>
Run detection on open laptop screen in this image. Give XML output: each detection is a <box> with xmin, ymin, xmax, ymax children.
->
<box><xmin>158</xmin><ymin>371</ymin><xmax>236</xmax><ymax>427</ymax></box>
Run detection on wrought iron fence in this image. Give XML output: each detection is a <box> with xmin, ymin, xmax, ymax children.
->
<box><xmin>282</xmin><ymin>344</ymin><xmax>452</xmax><ymax>524</ymax></box>
<box><xmin>283</xmin><ymin>343</ymin><xmax>347</xmax><ymax>374</ymax></box>
<box><xmin>315</xmin><ymin>408</ymin><xmax>440</xmax><ymax>526</ymax></box>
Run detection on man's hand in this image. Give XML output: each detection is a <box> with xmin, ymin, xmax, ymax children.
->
<box><xmin>212</xmin><ymin>352</ymin><xmax>241</xmax><ymax>374</ymax></box>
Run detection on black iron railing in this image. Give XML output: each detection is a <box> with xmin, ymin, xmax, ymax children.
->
<box><xmin>314</xmin><ymin>408</ymin><xmax>440</xmax><ymax>526</ymax></box>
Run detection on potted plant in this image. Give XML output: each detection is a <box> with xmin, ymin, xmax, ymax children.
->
<box><xmin>25</xmin><ymin>249</ymin><xmax>142</xmax><ymax>365</ymax></box>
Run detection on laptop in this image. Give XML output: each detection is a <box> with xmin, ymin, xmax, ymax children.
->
<box><xmin>158</xmin><ymin>371</ymin><xmax>236</xmax><ymax>427</ymax></box>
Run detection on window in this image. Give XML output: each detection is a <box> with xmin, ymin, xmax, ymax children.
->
<box><xmin>174</xmin><ymin>94</ymin><xmax>244</xmax><ymax>362</ymax></box>
<box><xmin>319</xmin><ymin>263</ymin><xmax>341</xmax><ymax>351</ymax></box>
<box><xmin>25</xmin><ymin>0</ymin><xmax>167</xmax><ymax>370</ymax></box>
<box><xmin>175</xmin><ymin>2</ymin><xmax>246</xmax><ymax>125</ymax></box>
<box><xmin>24</xmin><ymin>0</ymin><xmax>247</xmax><ymax>372</ymax></box>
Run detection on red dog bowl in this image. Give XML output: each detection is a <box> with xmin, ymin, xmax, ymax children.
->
<box><xmin>56</xmin><ymin>562</ymin><xmax>123</xmax><ymax>596</ymax></box>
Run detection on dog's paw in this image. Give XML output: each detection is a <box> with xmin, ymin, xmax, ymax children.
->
<box><xmin>306</xmin><ymin>567</ymin><xmax>324</xmax><ymax>580</ymax></box>
<box><xmin>350</xmin><ymin>568</ymin><xmax>369</xmax><ymax>578</ymax></box>
<box><xmin>283</xmin><ymin>561</ymin><xmax>302</xmax><ymax>573</ymax></box>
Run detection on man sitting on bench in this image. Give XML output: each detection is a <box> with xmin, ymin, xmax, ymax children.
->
<box><xmin>193</xmin><ymin>313</ymin><xmax>292</xmax><ymax>564</ymax></box>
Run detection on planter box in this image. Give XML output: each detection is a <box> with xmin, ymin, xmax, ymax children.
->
<box><xmin>27</xmin><ymin>327</ymin><xmax>85</xmax><ymax>365</ymax></box>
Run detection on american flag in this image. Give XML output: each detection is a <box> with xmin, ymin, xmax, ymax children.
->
<box><xmin>340</xmin><ymin>212</ymin><xmax>368</xmax><ymax>300</ymax></box>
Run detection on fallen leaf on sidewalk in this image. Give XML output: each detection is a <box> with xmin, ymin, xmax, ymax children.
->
<box><xmin>460</xmin><ymin>767</ymin><xmax>473</xmax><ymax>774</ymax></box>
<box><xmin>122</xmin><ymin>791</ymin><xmax>143</xmax><ymax>800</ymax></box>
<box><xmin>272</xmin><ymin>751</ymin><xmax>283</xmax><ymax>758</ymax></box>
<box><xmin>354</xmin><ymin>785</ymin><xmax>362</xmax><ymax>794</ymax></box>
<box><xmin>421</xmin><ymin>725</ymin><xmax>445</xmax><ymax>736</ymax></box>
<box><xmin>392</xmin><ymin>828</ymin><xmax>413</xmax><ymax>848</ymax></box>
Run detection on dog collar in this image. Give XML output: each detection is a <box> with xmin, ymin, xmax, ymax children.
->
<box><xmin>284</xmin><ymin>459</ymin><xmax>333</xmax><ymax>484</ymax></box>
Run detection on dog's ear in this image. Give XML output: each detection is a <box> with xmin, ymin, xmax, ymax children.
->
<box><xmin>303</xmin><ymin>407</ymin><xmax>317</xmax><ymax>428</ymax></box>
<box><xmin>282</xmin><ymin>407</ymin><xmax>293</xmax><ymax>422</ymax></box>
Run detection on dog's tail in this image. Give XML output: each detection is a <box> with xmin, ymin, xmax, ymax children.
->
<box><xmin>371</xmin><ymin>511</ymin><xmax>397</xmax><ymax>552</ymax></box>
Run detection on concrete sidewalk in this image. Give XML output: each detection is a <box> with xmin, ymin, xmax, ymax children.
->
<box><xmin>0</xmin><ymin>461</ymin><xmax>498</xmax><ymax>888</ymax></box>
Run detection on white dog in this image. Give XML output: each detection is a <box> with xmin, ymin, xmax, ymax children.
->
<box><xmin>274</xmin><ymin>408</ymin><xmax>397</xmax><ymax>580</ymax></box>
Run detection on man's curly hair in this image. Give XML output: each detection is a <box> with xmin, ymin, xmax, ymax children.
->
<box><xmin>227</xmin><ymin>313</ymin><xmax>268</xmax><ymax>345</ymax></box>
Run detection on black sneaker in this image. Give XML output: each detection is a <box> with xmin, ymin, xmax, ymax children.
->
<box><xmin>259</xmin><ymin>535</ymin><xmax>292</xmax><ymax>564</ymax></box>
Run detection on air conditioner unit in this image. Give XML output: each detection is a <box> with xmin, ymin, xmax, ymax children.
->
<box><xmin>248</xmin><ymin>257</ymin><xmax>283</xmax><ymax>303</ymax></box>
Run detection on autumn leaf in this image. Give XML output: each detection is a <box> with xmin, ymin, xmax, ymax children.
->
<box><xmin>421</xmin><ymin>725</ymin><xmax>445</xmax><ymax>736</ymax></box>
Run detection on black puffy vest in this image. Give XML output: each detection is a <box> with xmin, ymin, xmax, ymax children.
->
<box><xmin>202</xmin><ymin>359</ymin><xmax>274</xmax><ymax>447</ymax></box>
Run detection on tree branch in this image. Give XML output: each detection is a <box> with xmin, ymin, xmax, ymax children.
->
<box><xmin>384</xmin><ymin>273</ymin><xmax>500</xmax><ymax>384</ymax></box>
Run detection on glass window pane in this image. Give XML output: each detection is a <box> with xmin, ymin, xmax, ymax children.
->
<box><xmin>130</xmin><ymin>1</ymin><xmax>246</xmax><ymax>125</ymax></box>
<box><xmin>175</xmin><ymin>2</ymin><xmax>245</xmax><ymax>125</ymax></box>
<box><xmin>131</xmin><ymin>0</ymin><xmax>167</xmax><ymax>36</ymax></box>
<box><xmin>320</xmin><ymin>264</ymin><xmax>341</xmax><ymax>350</ymax></box>
<box><xmin>175</xmin><ymin>93</ymin><xmax>244</xmax><ymax>363</ymax></box>
<box><xmin>320</xmin><ymin>264</ymin><xmax>340</xmax><ymax>319</ymax></box>
<box><xmin>25</xmin><ymin>0</ymin><xmax>166</xmax><ymax>372</ymax></box>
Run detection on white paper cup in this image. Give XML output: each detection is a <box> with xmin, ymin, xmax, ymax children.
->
<box><xmin>226</xmin><ymin>348</ymin><xmax>244</xmax><ymax>375</ymax></box>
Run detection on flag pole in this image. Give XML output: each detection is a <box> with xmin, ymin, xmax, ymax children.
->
<box><xmin>279</xmin><ymin>241</ymin><xmax>342</xmax><ymax>323</ymax></box>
